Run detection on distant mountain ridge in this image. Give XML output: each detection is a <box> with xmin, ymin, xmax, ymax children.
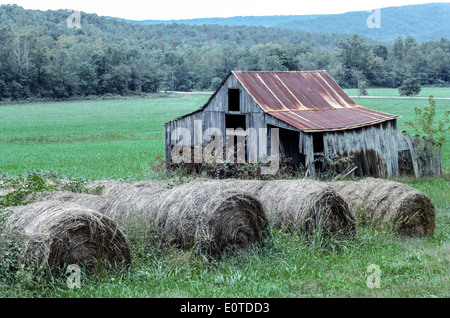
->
<box><xmin>112</xmin><ymin>3</ymin><xmax>450</xmax><ymax>43</ymax></box>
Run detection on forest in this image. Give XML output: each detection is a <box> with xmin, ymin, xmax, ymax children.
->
<box><xmin>0</xmin><ymin>4</ymin><xmax>449</xmax><ymax>101</ymax></box>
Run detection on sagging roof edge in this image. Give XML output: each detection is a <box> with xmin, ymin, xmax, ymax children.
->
<box><xmin>264</xmin><ymin>112</ymin><xmax>400</xmax><ymax>133</ymax></box>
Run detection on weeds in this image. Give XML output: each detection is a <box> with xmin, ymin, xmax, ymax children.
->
<box><xmin>0</xmin><ymin>170</ymin><xmax>104</xmax><ymax>208</ymax></box>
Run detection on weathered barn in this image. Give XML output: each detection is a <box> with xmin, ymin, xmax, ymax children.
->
<box><xmin>164</xmin><ymin>70</ymin><xmax>441</xmax><ymax>178</ymax></box>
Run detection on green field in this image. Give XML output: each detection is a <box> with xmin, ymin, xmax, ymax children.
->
<box><xmin>0</xmin><ymin>92</ymin><xmax>449</xmax><ymax>298</ymax></box>
<box><xmin>0</xmin><ymin>95</ymin><xmax>209</xmax><ymax>180</ymax></box>
<box><xmin>344</xmin><ymin>87</ymin><xmax>450</xmax><ymax>98</ymax></box>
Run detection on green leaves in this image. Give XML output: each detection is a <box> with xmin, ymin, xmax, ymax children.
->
<box><xmin>405</xmin><ymin>96</ymin><xmax>450</xmax><ymax>147</ymax></box>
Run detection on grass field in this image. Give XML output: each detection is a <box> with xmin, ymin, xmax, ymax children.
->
<box><xmin>0</xmin><ymin>90</ymin><xmax>449</xmax><ymax>298</ymax></box>
<box><xmin>344</xmin><ymin>87</ymin><xmax>450</xmax><ymax>98</ymax></box>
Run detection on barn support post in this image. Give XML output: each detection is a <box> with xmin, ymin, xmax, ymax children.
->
<box><xmin>303</xmin><ymin>133</ymin><xmax>315</xmax><ymax>176</ymax></box>
<box><xmin>164</xmin><ymin>123</ymin><xmax>171</xmax><ymax>171</ymax></box>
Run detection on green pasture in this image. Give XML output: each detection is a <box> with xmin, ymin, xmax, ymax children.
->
<box><xmin>0</xmin><ymin>95</ymin><xmax>208</xmax><ymax>180</ymax></box>
<box><xmin>344</xmin><ymin>87</ymin><xmax>450</xmax><ymax>98</ymax></box>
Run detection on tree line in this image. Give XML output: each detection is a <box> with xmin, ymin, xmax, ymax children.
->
<box><xmin>0</xmin><ymin>4</ymin><xmax>449</xmax><ymax>101</ymax></box>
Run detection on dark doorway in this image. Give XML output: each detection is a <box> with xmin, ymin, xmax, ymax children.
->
<box><xmin>226</xmin><ymin>114</ymin><xmax>246</xmax><ymax>130</ymax></box>
<box><xmin>312</xmin><ymin>132</ymin><xmax>325</xmax><ymax>173</ymax></box>
<box><xmin>279</xmin><ymin>128</ymin><xmax>303</xmax><ymax>170</ymax></box>
<box><xmin>313</xmin><ymin>132</ymin><xmax>324</xmax><ymax>153</ymax></box>
<box><xmin>228</xmin><ymin>89</ymin><xmax>240</xmax><ymax>112</ymax></box>
<box><xmin>226</xmin><ymin>114</ymin><xmax>247</xmax><ymax>162</ymax></box>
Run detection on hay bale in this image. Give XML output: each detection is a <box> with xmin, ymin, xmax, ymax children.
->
<box><xmin>33</xmin><ymin>181</ymin><xmax>268</xmax><ymax>255</ymax></box>
<box><xmin>34</xmin><ymin>183</ymin><xmax>167</xmax><ymax>226</ymax></box>
<box><xmin>206</xmin><ymin>179</ymin><xmax>355</xmax><ymax>238</ymax></box>
<box><xmin>329</xmin><ymin>178</ymin><xmax>435</xmax><ymax>237</ymax></box>
<box><xmin>213</xmin><ymin>179</ymin><xmax>267</xmax><ymax>197</ymax></box>
<box><xmin>86</xmin><ymin>179</ymin><xmax>166</xmax><ymax>197</ymax></box>
<box><xmin>156</xmin><ymin>182</ymin><xmax>268</xmax><ymax>255</ymax></box>
<box><xmin>258</xmin><ymin>180</ymin><xmax>355</xmax><ymax>237</ymax></box>
<box><xmin>6</xmin><ymin>200</ymin><xmax>132</xmax><ymax>274</ymax></box>
<box><xmin>33</xmin><ymin>182</ymin><xmax>267</xmax><ymax>256</ymax></box>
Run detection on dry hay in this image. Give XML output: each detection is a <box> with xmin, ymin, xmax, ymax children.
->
<box><xmin>329</xmin><ymin>178</ymin><xmax>435</xmax><ymax>237</ymax></box>
<box><xmin>33</xmin><ymin>180</ymin><xmax>268</xmax><ymax>256</ymax></box>
<box><xmin>86</xmin><ymin>179</ymin><xmax>167</xmax><ymax>196</ymax></box>
<box><xmin>156</xmin><ymin>182</ymin><xmax>268</xmax><ymax>255</ymax></box>
<box><xmin>257</xmin><ymin>180</ymin><xmax>355</xmax><ymax>237</ymax></box>
<box><xmin>34</xmin><ymin>182</ymin><xmax>167</xmax><ymax>226</ymax></box>
<box><xmin>186</xmin><ymin>179</ymin><xmax>355</xmax><ymax>238</ymax></box>
<box><xmin>5</xmin><ymin>200</ymin><xmax>132</xmax><ymax>274</ymax></box>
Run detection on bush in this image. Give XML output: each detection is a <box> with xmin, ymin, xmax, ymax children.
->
<box><xmin>398</xmin><ymin>77</ymin><xmax>421</xmax><ymax>97</ymax></box>
<box><xmin>405</xmin><ymin>96</ymin><xmax>450</xmax><ymax>147</ymax></box>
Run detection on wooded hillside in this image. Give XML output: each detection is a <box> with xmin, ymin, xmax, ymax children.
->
<box><xmin>0</xmin><ymin>4</ymin><xmax>449</xmax><ymax>101</ymax></box>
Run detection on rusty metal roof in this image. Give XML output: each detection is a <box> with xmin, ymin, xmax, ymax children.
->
<box><xmin>233</xmin><ymin>70</ymin><xmax>400</xmax><ymax>132</ymax></box>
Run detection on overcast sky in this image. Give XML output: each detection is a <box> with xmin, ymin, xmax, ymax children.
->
<box><xmin>0</xmin><ymin>0</ymin><xmax>447</xmax><ymax>20</ymax></box>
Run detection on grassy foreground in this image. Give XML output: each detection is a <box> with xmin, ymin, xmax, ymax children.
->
<box><xmin>0</xmin><ymin>91</ymin><xmax>449</xmax><ymax>298</ymax></box>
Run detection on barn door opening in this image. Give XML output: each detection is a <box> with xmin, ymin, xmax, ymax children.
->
<box><xmin>226</xmin><ymin>114</ymin><xmax>247</xmax><ymax>162</ymax></box>
<box><xmin>313</xmin><ymin>132</ymin><xmax>325</xmax><ymax>173</ymax></box>
<box><xmin>279</xmin><ymin>128</ymin><xmax>303</xmax><ymax>170</ymax></box>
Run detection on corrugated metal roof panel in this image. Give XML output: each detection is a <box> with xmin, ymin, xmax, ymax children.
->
<box><xmin>269</xmin><ymin>108</ymin><xmax>399</xmax><ymax>132</ymax></box>
<box><xmin>233</xmin><ymin>70</ymin><xmax>399</xmax><ymax>131</ymax></box>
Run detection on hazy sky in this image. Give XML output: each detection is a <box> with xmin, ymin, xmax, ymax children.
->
<box><xmin>0</xmin><ymin>0</ymin><xmax>447</xmax><ymax>20</ymax></box>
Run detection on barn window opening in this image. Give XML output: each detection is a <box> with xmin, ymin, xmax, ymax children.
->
<box><xmin>313</xmin><ymin>132</ymin><xmax>324</xmax><ymax>154</ymax></box>
<box><xmin>226</xmin><ymin>114</ymin><xmax>246</xmax><ymax>130</ymax></box>
<box><xmin>398</xmin><ymin>149</ymin><xmax>414</xmax><ymax>176</ymax></box>
<box><xmin>228</xmin><ymin>88</ymin><xmax>240</xmax><ymax>112</ymax></box>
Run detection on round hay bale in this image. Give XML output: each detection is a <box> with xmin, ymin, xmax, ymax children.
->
<box><xmin>156</xmin><ymin>182</ymin><xmax>268</xmax><ymax>255</ymax></box>
<box><xmin>34</xmin><ymin>184</ymin><xmax>167</xmax><ymax>227</ymax></box>
<box><xmin>6</xmin><ymin>200</ymin><xmax>132</xmax><ymax>274</ymax></box>
<box><xmin>214</xmin><ymin>179</ymin><xmax>268</xmax><ymax>197</ymax></box>
<box><xmin>205</xmin><ymin>179</ymin><xmax>355</xmax><ymax>238</ymax></box>
<box><xmin>329</xmin><ymin>178</ymin><xmax>435</xmax><ymax>237</ymax></box>
<box><xmin>86</xmin><ymin>179</ymin><xmax>166</xmax><ymax>197</ymax></box>
<box><xmin>256</xmin><ymin>180</ymin><xmax>355</xmax><ymax>237</ymax></box>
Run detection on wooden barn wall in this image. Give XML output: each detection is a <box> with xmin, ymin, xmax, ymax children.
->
<box><xmin>322</xmin><ymin>120</ymin><xmax>400</xmax><ymax>177</ymax></box>
<box><xmin>165</xmin><ymin>74</ymin><xmax>269</xmax><ymax>164</ymax></box>
<box><xmin>396</xmin><ymin>131</ymin><xmax>442</xmax><ymax>177</ymax></box>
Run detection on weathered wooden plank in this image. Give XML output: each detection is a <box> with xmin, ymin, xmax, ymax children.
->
<box><xmin>322</xmin><ymin>121</ymin><xmax>400</xmax><ymax>177</ymax></box>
